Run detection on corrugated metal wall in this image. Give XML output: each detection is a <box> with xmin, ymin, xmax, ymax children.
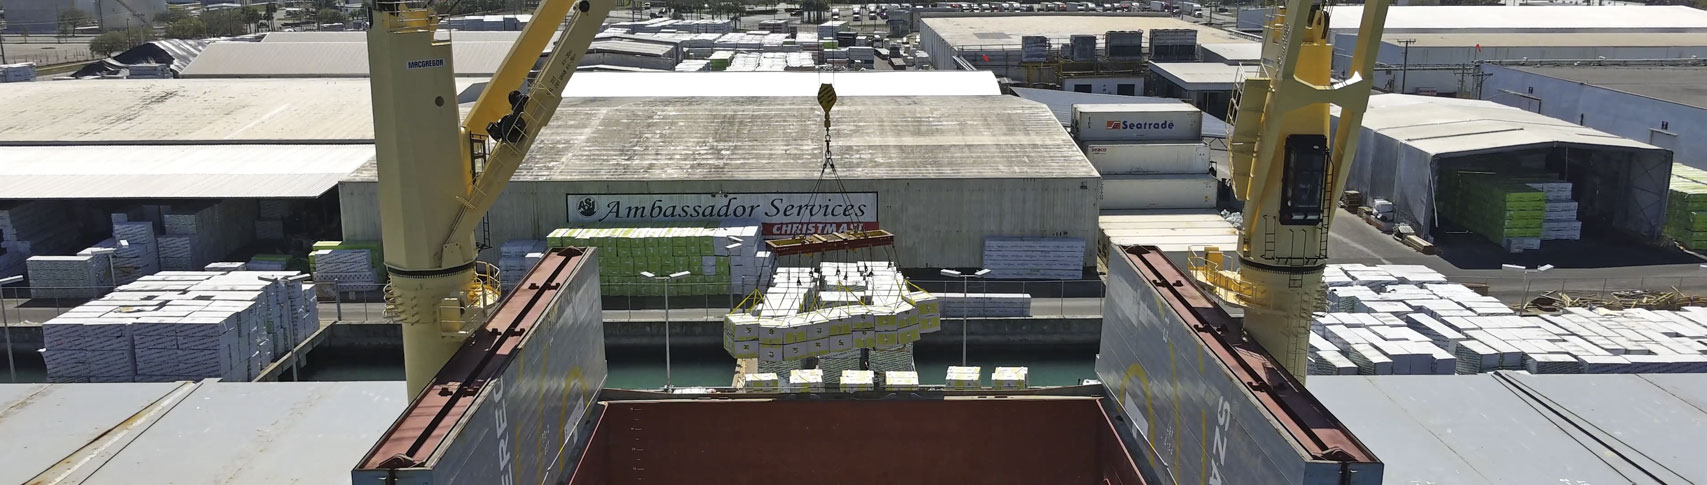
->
<box><xmin>340</xmin><ymin>176</ymin><xmax>1103</xmax><ymax>269</ymax></box>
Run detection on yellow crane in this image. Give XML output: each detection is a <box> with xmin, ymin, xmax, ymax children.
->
<box><xmin>1193</xmin><ymin>0</ymin><xmax>1389</xmax><ymax>382</ymax></box>
<box><xmin>366</xmin><ymin>0</ymin><xmax>611</xmax><ymax>395</ymax></box>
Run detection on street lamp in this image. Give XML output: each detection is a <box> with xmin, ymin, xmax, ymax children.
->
<box><xmin>1501</xmin><ymin>263</ymin><xmax>1553</xmax><ymax>312</ymax></box>
<box><xmin>939</xmin><ymin>268</ymin><xmax>990</xmax><ymax>365</ymax></box>
<box><xmin>0</xmin><ymin>275</ymin><xmax>22</xmax><ymax>382</ymax></box>
<box><xmin>641</xmin><ymin>270</ymin><xmax>691</xmax><ymax>390</ymax></box>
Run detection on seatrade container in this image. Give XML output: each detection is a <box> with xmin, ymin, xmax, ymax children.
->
<box><xmin>1071</xmin><ymin>104</ymin><xmax>1203</xmax><ymax>142</ymax></box>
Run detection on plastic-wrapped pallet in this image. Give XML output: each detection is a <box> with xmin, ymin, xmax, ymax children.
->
<box><xmin>981</xmin><ymin>236</ymin><xmax>1085</xmax><ymax>280</ymax></box>
<box><xmin>498</xmin><ymin>240</ymin><xmax>549</xmax><ymax>292</ymax></box>
<box><xmin>26</xmin><ymin>255</ymin><xmax>109</xmax><ymax>299</ymax></box>
<box><xmin>311</xmin><ymin>241</ymin><xmax>384</xmax><ymax>293</ymax></box>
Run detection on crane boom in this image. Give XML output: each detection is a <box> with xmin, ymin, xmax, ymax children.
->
<box><xmin>367</xmin><ymin>0</ymin><xmax>612</xmax><ymax>396</ymax></box>
<box><xmin>1194</xmin><ymin>0</ymin><xmax>1388</xmax><ymax>382</ymax></box>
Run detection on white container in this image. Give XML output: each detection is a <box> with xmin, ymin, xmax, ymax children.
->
<box><xmin>1081</xmin><ymin>141</ymin><xmax>1210</xmax><ymax>175</ymax></box>
<box><xmin>1100</xmin><ymin>174</ymin><xmax>1216</xmax><ymax>210</ymax></box>
<box><xmin>1072</xmin><ymin>104</ymin><xmax>1203</xmax><ymax>142</ymax></box>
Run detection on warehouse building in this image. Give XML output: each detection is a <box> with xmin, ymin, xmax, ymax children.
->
<box><xmin>1147</xmin><ymin>62</ymin><xmax>1260</xmax><ymax>120</ymax></box>
<box><xmin>1</xmin><ymin>0</ymin><xmax>167</xmax><ymax>34</ymax></box>
<box><xmin>1477</xmin><ymin>64</ymin><xmax>1707</xmax><ymax>169</ymax></box>
<box><xmin>1340</xmin><ymin>94</ymin><xmax>1670</xmax><ymax>246</ymax></box>
<box><xmin>1331</xmin><ymin>32</ymin><xmax>1707</xmax><ymax>96</ymax></box>
<box><xmin>1328</xmin><ymin>5</ymin><xmax>1707</xmax><ymax>36</ymax></box>
<box><xmin>338</xmin><ymin>93</ymin><xmax>1103</xmax><ymax>270</ymax></box>
<box><xmin>181</xmin><ymin>41</ymin><xmax>536</xmax><ymax>78</ymax></box>
<box><xmin>915</xmin><ymin>14</ymin><xmax>1252</xmax><ymax>88</ymax></box>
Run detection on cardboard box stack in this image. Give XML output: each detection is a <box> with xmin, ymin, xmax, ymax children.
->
<box><xmin>945</xmin><ymin>366</ymin><xmax>982</xmax><ymax>390</ymax></box>
<box><xmin>982</xmin><ymin>236</ymin><xmax>1085</xmax><ymax>280</ymax></box>
<box><xmin>2</xmin><ymin>62</ymin><xmax>37</xmax><ymax>83</ymax></box>
<box><xmin>1666</xmin><ymin>164</ymin><xmax>1707</xmax><ymax>249</ymax></box>
<box><xmin>110</xmin><ymin>216</ymin><xmax>161</xmax><ymax>284</ymax></box>
<box><xmin>992</xmin><ymin>366</ymin><xmax>1028</xmax><ymax>390</ymax></box>
<box><xmin>739</xmin><ymin>372</ymin><xmax>780</xmax><ymax>391</ymax></box>
<box><xmin>25</xmin><ymin>254</ymin><xmax>111</xmax><ymax>299</ymax></box>
<box><xmin>310</xmin><ymin>241</ymin><xmax>385</xmax><ymax>293</ymax></box>
<box><xmin>1</xmin><ymin>200</ymin><xmax>84</xmax><ymax>278</ymax></box>
<box><xmin>885</xmin><ymin>370</ymin><xmax>919</xmax><ymax>390</ymax></box>
<box><xmin>255</xmin><ymin>199</ymin><xmax>290</xmax><ymax>241</ymax></box>
<box><xmin>935</xmin><ymin>293</ymin><xmax>1032</xmax><ymax>317</ymax></box>
<box><xmin>547</xmin><ymin>221</ymin><xmax>764</xmax><ymax>296</ymax></box>
<box><xmin>787</xmin><ymin>368</ymin><xmax>824</xmax><ymax>392</ymax></box>
<box><xmin>41</xmin><ymin>270</ymin><xmax>318</xmax><ymax>382</ymax></box>
<box><xmin>158</xmin><ymin>200</ymin><xmax>257</xmax><ymax>270</ymax></box>
<box><xmin>247</xmin><ymin>254</ymin><xmax>290</xmax><ymax>271</ymax></box>
<box><xmin>1439</xmin><ymin>171</ymin><xmax>1546</xmax><ymax>252</ymax></box>
<box><xmin>723</xmin><ymin>261</ymin><xmax>940</xmax><ymax>362</ymax></box>
<box><xmin>840</xmin><ymin>369</ymin><xmax>874</xmax><ymax>391</ymax></box>
<box><xmin>1311</xmin><ymin>263</ymin><xmax>1707</xmax><ymax>375</ymax></box>
<box><xmin>498</xmin><ymin>240</ymin><xmax>549</xmax><ymax>292</ymax></box>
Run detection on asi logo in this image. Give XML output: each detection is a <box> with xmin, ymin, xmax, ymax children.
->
<box><xmin>577</xmin><ymin>197</ymin><xmax>597</xmax><ymax>217</ymax></box>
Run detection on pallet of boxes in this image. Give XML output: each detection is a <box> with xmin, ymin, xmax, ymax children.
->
<box><xmin>547</xmin><ymin>221</ymin><xmax>765</xmax><ymax>297</ymax></box>
<box><xmin>1667</xmin><ymin>164</ymin><xmax>1707</xmax><ymax>250</ymax></box>
<box><xmin>40</xmin><ymin>270</ymin><xmax>319</xmax><ymax>382</ymax></box>
<box><xmin>1439</xmin><ymin>171</ymin><xmax>1578</xmax><ymax>252</ymax></box>
<box><xmin>310</xmin><ymin>241</ymin><xmax>385</xmax><ymax>297</ymax></box>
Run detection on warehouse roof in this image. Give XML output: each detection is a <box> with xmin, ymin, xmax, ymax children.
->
<box><xmin>345</xmin><ymin>95</ymin><xmax>1097</xmax><ymax>182</ymax></box>
<box><xmin>0</xmin><ymin>145</ymin><xmax>372</xmax><ymax>199</ymax></box>
<box><xmin>260</xmin><ymin>30</ymin><xmax>534</xmax><ymax>42</ymax></box>
<box><xmin>0</xmin><ymin>74</ymin><xmax>992</xmax><ymax>145</ymax></box>
<box><xmin>1497</xmin><ymin>65</ymin><xmax>1707</xmax><ymax>110</ymax></box>
<box><xmin>1311</xmin><ymin>373</ymin><xmax>1707</xmax><ymax>484</ymax></box>
<box><xmin>1009</xmin><ymin>87</ymin><xmax>1229</xmax><ymax>138</ymax></box>
<box><xmin>1328</xmin><ymin>5</ymin><xmax>1707</xmax><ymax>33</ymax></box>
<box><xmin>1198</xmin><ymin>42</ymin><xmax>1261</xmax><ymax>63</ymax></box>
<box><xmin>0</xmin><ymin>381</ymin><xmax>405</xmax><ymax>484</ymax></box>
<box><xmin>1384</xmin><ymin>32</ymin><xmax>1707</xmax><ymax>48</ymax></box>
<box><xmin>921</xmin><ymin>14</ymin><xmax>1250</xmax><ymax>47</ymax></box>
<box><xmin>1357</xmin><ymin>93</ymin><xmax>1660</xmax><ymax>156</ymax></box>
<box><xmin>1149</xmin><ymin>62</ymin><xmax>1260</xmax><ymax>91</ymax></box>
<box><xmin>180</xmin><ymin>41</ymin><xmax>527</xmax><ymax>77</ymax></box>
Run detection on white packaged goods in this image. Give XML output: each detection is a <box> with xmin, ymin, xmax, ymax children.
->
<box><xmin>1080</xmin><ymin>141</ymin><xmax>1210</xmax><ymax>175</ymax></box>
<box><xmin>42</xmin><ymin>271</ymin><xmax>317</xmax><ymax>382</ymax></box>
<box><xmin>548</xmin><ymin>221</ymin><xmax>762</xmax><ymax>296</ymax></box>
<box><xmin>1</xmin><ymin>62</ymin><xmax>38</xmax><ymax>83</ymax></box>
<box><xmin>498</xmin><ymin>240</ymin><xmax>549</xmax><ymax>292</ymax></box>
<box><xmin>885</xmin><ymin>371</ymin><xmax>918</xmax><ymax>390</ymax></box>
<box><xmin>725</xmin><ymin>261</ymin><xmax>933</xmax><ymax>362</ymax></box>
<box><xmin>945</xmin><ymin>366</ymin><xmax>981</xmax><ymax>390</ymax></box>
<box><xmin>935</xmin><ymin>293</ymin><xmax>1031</xmax><ymax>317</ymax></box>
<box><xmin>1071</xmin><ymin>103</ymin><xmax>1203</xmax><ymax>142</ymax></box>
<box><xmin>155</xmin><ymin>200</ymin><xmax>258</xmax><ymax>270</ymax></box>
<box><xmin>840</xmin><ymin>370</ymin><xmax>875</xmax><ymax>391</ymax></box>
<box><xmin>787</xmin><ymin>369</ymin><xmax>825</xmax><ymax>392</ymax></box>
<box><xmin>982</xmin><ymin>236</ymin><xmax>1084</xmax><ymax>280</ymax></box>
<box><xmin>1100</xmin><ymin>174</ymin><xmax>1217</xmax><ymax>210</ymax></box>
<box><xmin>1312</xmin><ymin>263</ymin><xmax>1707</xmax><ymax>375</ymax></box>
<box><xmin>741</xmin><ymin>372</ymin><xmax>780</xmax><ymax>390</ymax></box>
<box><xmin>1</xmin><ymin>200</ymin><xmax>85</xmax><ymax>278</ymax></box>
<box><xmin>992</xmin><ymin>366</ymin><xmax>1028</xmax><ymax>389</ymax></box>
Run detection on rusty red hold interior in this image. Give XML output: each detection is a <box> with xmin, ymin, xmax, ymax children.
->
<box><xmin>567</xmin><ymin>397</ymin><xmax>1145</xmax><ymax>485</ymax></box>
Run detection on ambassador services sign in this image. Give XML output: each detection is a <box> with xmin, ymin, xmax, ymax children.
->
<box><xmin>567</xmin><ymin>193</ymin><xmax>879</xmax><ymax>236</ymax></box>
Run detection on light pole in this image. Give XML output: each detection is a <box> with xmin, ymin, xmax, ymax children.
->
<box><xmin>1501</xmin><ymin>263</ymin><xmax>1553</xmax><ymax>313</ymax></box>
<box><xmin>1</xmin><ymin>275</ymin><xmax>22</xmax><ymax>382</ymax></box>
<box><xmin>940</xmin><ymin>268</ymin><xmax>990</xmax><ymax>365</ymax></box>
<box><xmin>642</xmin><ymin>270</ymin><xmax>690</xmax><ymax>390</ymax></box>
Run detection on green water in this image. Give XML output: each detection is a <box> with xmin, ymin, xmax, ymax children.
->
<box><xmin>295</xmin><ymin>344</ymin><xmax>1100</xmax><ymax>389</ymax></box>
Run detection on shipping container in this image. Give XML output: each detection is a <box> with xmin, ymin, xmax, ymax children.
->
<box><xmin>1080</xmin><ymin>141</ymin><xmax>1210</xmax><ymax>175</ymax></box>
<box><xmin>1100</xmin><ymin>174</ymin><xmax>1216</xmax><ymax>210</ymax></box>
<box><xmin>1105</xmin><ymin>30</ymin><xmax>1144</xmax><ymax>60</ymax></box>
<box><xmin>1071</xmin><ymin>103</ymin><xmax>1204</xmax><ymax>142</ymax></box>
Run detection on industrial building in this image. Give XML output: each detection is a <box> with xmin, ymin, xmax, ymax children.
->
<box><xmin>1327</xmin><ymin>5</ymin><xmax>1707</xmax><ymax>35</ymax></box>
<box><xmin>1147</xmin><ymin>62</ymin><xmax>1260</xmax><ymax>120</ymax></box>
<box><xmin>1332</xmin><ymin>32</ymin><xmax>1707</xmax><ymax>96</ymax></box>
<box><xmin>915</xmin><ymin>14</ymin><xmax>1254</xmax><ymax>90</ymax></box>
<box><xmin>338</xmin><ymin>94</ymin><xmax>1104</xmax><ymax>270</ymax></box>
<box><xmin>1478</xmin><ymin>64</ymin><xmax>1707</xmax><ymax>169</ymax></box>
<box><xmin>0</xmin><ymin>0</ymin><xmax>167</xmax><ymax>34</ymax></box>
<box><xmin>1340</xmin><ymin>94</ymin><xmax>1670</xmax><ymax>243</ymax></box>
<box><xmin>0</xmin><ymin>73</ymin><xmax>1061</xmax><ymax>275</ymax></box>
